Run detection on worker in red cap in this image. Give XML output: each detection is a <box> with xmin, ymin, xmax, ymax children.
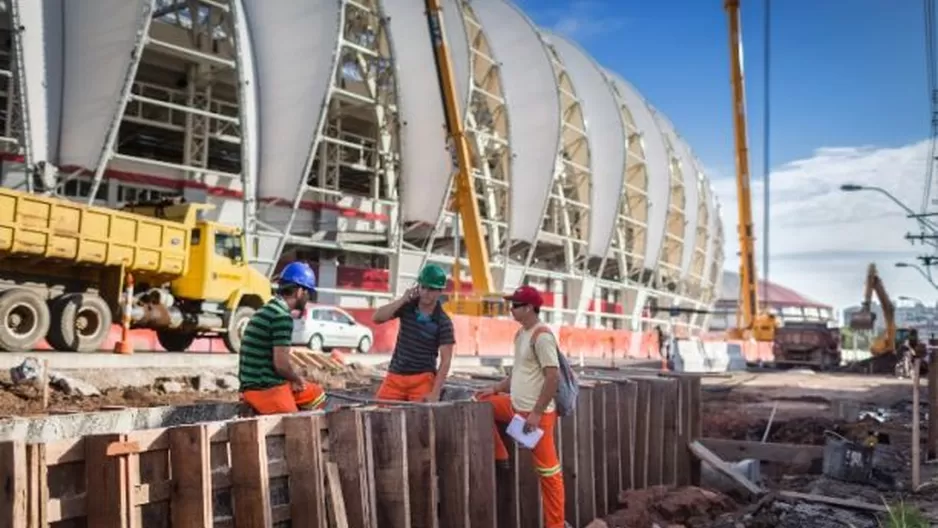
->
<box><xmin>474</xmin><ymin>284</ymin><xmax>565</xmax><ymax>528</ymax></box>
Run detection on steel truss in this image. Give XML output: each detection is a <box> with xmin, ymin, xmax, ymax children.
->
<box><xmin>73</xmin><ymin>0</ymin><xmax>245</xmax><ymax>211</ymax></box>
<box><xmin>401</xmin><ymin>1</ymin><xmax>511</xmax><ymax>268</ymax></box>
<box><xmin>0</xmin><ymin>7</ymin><xmax>27</xmax><ymax>183</ymax></box>
<box><xmin>655</xmin><ymin>130</ymin><xmax>687</xmax><ymax>295</ymax></box>
<box><xmin>254</xmin><ymin>0</ymin><xmax>400</xmax><ymax>289</ymax></box>
<box><xmin>688</xmin><ymin>178</ymin><xmax>710</xmax><ymax>300</ymax></box>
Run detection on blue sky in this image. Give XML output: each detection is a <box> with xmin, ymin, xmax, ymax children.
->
<box><xmin>515</xmin><ymin>0</ymin><xmax>936</xmax><ymax>309</ymax></box>
<box><xmin>517</xmin><ymin>0</ymin><xmax>928</xmax><ymax>178</ymax></box>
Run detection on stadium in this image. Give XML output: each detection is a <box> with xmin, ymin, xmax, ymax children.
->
<box><xmin>0</xmin><ymin>0</ymin><xmax>726</xmax><ymax>350</ymax></box>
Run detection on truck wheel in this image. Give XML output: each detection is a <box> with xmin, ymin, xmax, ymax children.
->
<box><xmin>223</xmin><ymin>306</ymin><xmax>255</xmax><ymax>354</ymax></box>
<box><xmin>156</xmin><ymin>330</ymin><xmax>197</xmax><ymax>352</ymax></box>
<box><xmin>0</xmin><ymin>288</ymin><xmax>51</xmax><ymax>352</ymax></box>
<box><xmin>47</xmin><ymin>293</ymin><xmax>112</xmax><ymax>352</ymax></box>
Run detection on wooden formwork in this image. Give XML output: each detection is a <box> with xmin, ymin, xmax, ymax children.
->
<box><xmin>0</xmin><ymin>377</ymin><xmax>701</xmax><ymax>528</ymax></box>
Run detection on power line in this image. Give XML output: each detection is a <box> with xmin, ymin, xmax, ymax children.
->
<box><xmin>762</xmin><ymin>0</ymin><xmax>771</xmax><ymax>309</ymax></box>
<box><xmin>921</xmin><ymin>0</ymin><xmax>938</xmax><ymax>214</ymax></box>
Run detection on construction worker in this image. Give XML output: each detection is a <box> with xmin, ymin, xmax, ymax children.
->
<box><xmin>238</xmin><ymin>261</ymin><xmax>327</xmax><ymax>414</ymax></box>
<box><xmin>474</xmin><ymin>285</ymin><xmax>565</xmax><ymax>528</ymax></box>
<box><xmin>372</xmin><ymin>263</ymin><xmax>455</xmax><ymax>402</ymax></box>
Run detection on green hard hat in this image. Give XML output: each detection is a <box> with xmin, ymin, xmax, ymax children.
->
<box><xmin>417</xmin><ymin>263</ymin><xmax>447</xmax><ymax>289</ymax></box>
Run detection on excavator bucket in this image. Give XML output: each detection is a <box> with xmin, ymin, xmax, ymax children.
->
<box><xmin>849</xmin><ymin>311</ymin><xmax>875</xmax><ymax>331</ymax></box>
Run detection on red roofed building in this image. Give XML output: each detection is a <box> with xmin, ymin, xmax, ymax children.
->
<box><xmin>709</xmin><ymin>271</ymin><xmax>836</xmax><ymax>331</ymax></box>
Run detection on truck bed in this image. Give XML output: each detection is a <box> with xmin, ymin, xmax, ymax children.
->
<box><xmin>0</xmin><ymin>187</ymin><xmax>189</xmax><ymax>278</ymax></box>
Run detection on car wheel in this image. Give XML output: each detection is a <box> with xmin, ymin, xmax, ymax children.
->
<box><xmin>308</xmin><ymin>334</ymin><xmax>324</xmax><ymax>352</ymax></box>
<box><xmin>357</xmin><ymin>335</ymin><xmax>372</xmax><ymax>354</ymax></box>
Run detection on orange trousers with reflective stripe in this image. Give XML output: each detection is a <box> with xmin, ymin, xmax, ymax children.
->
<box><xmin>375</xmin><ymin>372</ymin><xmax>436</xmax><ymax>402</ymax></box>
<box><xmin>242</xmin><ymin>382</ymin><xmax>327</xmax><ymax>414</ymax></box>
<box><xmin>478</xmin><ymin>393</ymin><xmax>565</xmax><ymax>528</ymax></box>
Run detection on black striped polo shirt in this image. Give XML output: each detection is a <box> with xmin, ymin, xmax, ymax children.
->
<box><xmin>388</xmin><ymin>300</ymin><xmax>455</xmax><ymax>375</ymax></box>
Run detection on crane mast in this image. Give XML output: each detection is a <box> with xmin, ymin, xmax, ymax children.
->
<box><xmin>724</xmin><ymin>0</ymin><xmax>776</xmax><ymax>341</ymax></box>
<box><xmin>425</xmin><ymin>0</ymin><xmax>505</xmax><ymax>316</ymax></box>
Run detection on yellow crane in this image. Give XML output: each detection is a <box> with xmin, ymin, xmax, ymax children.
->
<box><xmin>425</xmin><ymin>0</ymin><xmax>507</xmax><ymax>317</ymax></box>
<box><xmin>724</xmin><ymin>0</ymin><xmax>777</xmax><ymax>341</ymax></box>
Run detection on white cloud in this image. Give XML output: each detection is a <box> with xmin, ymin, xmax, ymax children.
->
<box><xmin>539</xmin><ymin>0</ymin><xmax>629</xmax><ymax>39</ymax></box>
<box><xmin>710</xmin><ymin>138</ymin><xmax>938</xmax><ymax>312</ymax></box>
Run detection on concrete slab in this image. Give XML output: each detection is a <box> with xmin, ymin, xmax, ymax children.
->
<box><xmin>0</xmin><ymin>352</ymin><xmax>238</xmax><ymax>371</ymax></box>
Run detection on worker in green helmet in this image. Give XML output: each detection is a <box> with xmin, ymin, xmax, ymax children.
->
<box><xmin>372</xmin><ymin>263</ymin><xmax>456</xmax><ymax>402</ymax></box>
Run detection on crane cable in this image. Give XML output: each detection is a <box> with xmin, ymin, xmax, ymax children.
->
<box><xmin>762</xmin><ymin>0</ymin><xmax>772</xmax><ymax>310</ymax></box>
<box><xmin>921</xmin><ymin>0</ymin><xmax>937</xmax><ymax>216</ymax></box>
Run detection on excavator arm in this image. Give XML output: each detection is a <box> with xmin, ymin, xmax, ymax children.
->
<box><xmin>849</xmin><ymin>263</ymin><xmax>897</xmax><ymax>356</ymax></box>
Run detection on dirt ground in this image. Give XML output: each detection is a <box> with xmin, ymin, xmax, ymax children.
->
<box><xmin>598</xmin><ymin>370</ymin><xmax>938</xmax><ymax>528</ymax></box>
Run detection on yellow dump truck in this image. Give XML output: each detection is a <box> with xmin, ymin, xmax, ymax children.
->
<box><xmin>0</xmin><ymin>187</ymin><xmax>272</xmax><ymax>353</ymax></box>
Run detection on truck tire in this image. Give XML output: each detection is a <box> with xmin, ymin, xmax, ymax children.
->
<box><xmin>223</xmin><ymin>305</ymin><xmax>255</xmax><ymax>354</ymax></box>
<box><xmin>46</xmin><ymin>293</ymin><xmax>112</xmax><ymax>353</ymax></box>
<box><xmin>156</xmin><ymin>330</ymin><xmax>197</xmax><ymax>352</ymax></box>
<box><xmin>0</xmin><ymin>288</ymin><xmax>51</xmax><ymax>352</ymax></box>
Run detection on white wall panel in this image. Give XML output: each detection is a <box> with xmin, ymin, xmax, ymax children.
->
<box><xmin>385</xmin><ymin>1</ymin><xmax>454</xmax><ymax>226</ymax></box>
<box><xmin>703</xmin><ymin>173</ymin><xmax>719</xmax><ymax>288</ymax></box>
<box><xmin>653</xmin><ymin>113</ymin><xmax>698</xmax><ymax>279</ymax></box>
<box><xmin>471</xmin><ymin>0</ymin><xmax>561</xmax><ymax>245</ymax></box>
<box><xmin>243</xmin><ymin>0</ymin><xmax>341</xmax><ymax>204</ymax></box>
<box><xmin>58</xmin><ymin>0</ymin><xmax>153</xmax><ymax>170</ymax></box>
<box><xmin>605</xmin><ymin>72</ymin><xmax>670</xmax><ymax>271</ymax></box>
<box><xmin>442</xmin><ymin>0</ymin><xmax>472</xmax><ymax>117</ymax></box>
<box><xmin>545</xmin><ymin>32</ymin><xmax>626</xmax><ymax>258</ymax></box>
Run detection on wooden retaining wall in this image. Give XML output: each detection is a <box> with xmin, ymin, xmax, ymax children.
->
<box><xmin>0</xmin><ymin>377</ymin><xmax>701</xmax><ymax>528</ymax></box>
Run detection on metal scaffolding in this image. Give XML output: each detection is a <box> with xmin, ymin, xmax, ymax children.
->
<box><xmin>0</xmin><ymin>0</ymin><xmax>725</xmax><ymax>333</ymax></box>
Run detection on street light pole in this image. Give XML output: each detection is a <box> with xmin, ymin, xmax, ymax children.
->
<box><xmin>896</xmin><ymin>262</ymin><xmax>938</xmax><ymax>290</ymax></box>
<box><xmin>841</xmin><ymin>184</ymin><xmax>938</xmax><ymax>235</ymax></box>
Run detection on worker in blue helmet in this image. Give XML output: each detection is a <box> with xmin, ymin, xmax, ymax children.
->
<box><xmin>238</xmin><ymin>261</ymin><xmax>327</xmax><ymax>414</ymax></box>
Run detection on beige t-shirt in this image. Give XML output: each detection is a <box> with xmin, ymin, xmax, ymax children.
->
<box><xmin>510</xmin><ymin>324</ymin><xmax>560</xmax><ymax>413</ymax></box>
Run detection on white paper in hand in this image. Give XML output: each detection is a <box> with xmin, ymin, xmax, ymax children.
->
<box><xmin>506</xmin><ymin>414</ymin><xmax>544</xmax><ymax>449</ymax></box>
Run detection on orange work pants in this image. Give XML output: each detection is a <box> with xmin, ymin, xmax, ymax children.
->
<box><xmin>478</xmin><ymin>393</ymin><xmax>565</xmax><ymax>528</ymax></box>
<box><xmin>241</xmin><ymin>382</ymin><xmax>327</xmax><ymax>414</ymax></box>
<box><xmin>375</xmin><ymin>372</ymin><xmax>436</xmax><ymax>402</ymax></box>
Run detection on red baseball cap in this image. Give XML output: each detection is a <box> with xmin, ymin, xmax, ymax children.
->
<box><xmin>504</xmin><ymin>285</ymin><xmax>544</xmax><ymax>308</ymax></box>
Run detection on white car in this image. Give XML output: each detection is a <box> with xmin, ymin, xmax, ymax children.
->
<box><xmin>291</xmin><ymin>305</ymin><xmax>373</xmax><ymax>353</ymax></box>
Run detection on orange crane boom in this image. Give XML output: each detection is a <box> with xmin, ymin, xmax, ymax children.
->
<box><xmin>724</xmin><ymin>0</ymin><xmax>776</xmax><ymax>341</ymax></box>
<box><xmin>425</xmin><ymin>0</ymin><xmax>505</xmax><ymax>317</ymax></box>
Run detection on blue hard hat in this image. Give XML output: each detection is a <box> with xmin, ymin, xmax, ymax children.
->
<box><xmin>279</xmin><ymin>261</ymin><xmax>317</xmax><ymax>291</ymax></box>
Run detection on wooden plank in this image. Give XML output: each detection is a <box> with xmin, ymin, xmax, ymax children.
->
<box><xmin>558</xmin><ymin>415</ymin><xmax>578</xmax><ymax>527</ymax></box>
<box><xmin>25</xmin><ymin>444</ymin><xmax>46</xmax><ymax>528</ymax></box>
<box><xmin>328</xmin><ymin>408</ymin><xmax>376</xmax><ymax>528</ymax></box>
<box><xmin>85</xmin><ymin>434</ymin><xmax>130</xmax><ymax>527</ymax></box>
<box><xmin>603</xmin><ymin>383</ymin><xmax>621</xmax><ymax>511</ymax></box>
<box><xmin>575</xmin><ymin>386</ymin><xmax>595</xmax><ymax>526</ymax></box>
<box><xmin>646</xmin><ymin>382</ymin><xmax>665</xmax><ymax>486</ymax></box>
<box><xmin>326</xmin><ymin>461</ymin><xmax>350</xmax><ymax>528</ymax></box>
<box><xmin>402</xmin><ymin>406</ymin><xmax>437</xmax><ymax>528</ymax></box>
<box><xmin>592</xmin><ymin>384</ymin><xmax>608</xmax><ymax>517</ymax></box>
<box><xmin>689</xmin><ymin>377</ymin><xmax>702</xmax><ymax>485</ymax></box>
<box><xmin>700</xmin><ymin>438</ymin><xmax>825</xmax><ymax>465</ymax></box>
<box><xmin>688</xmin><ymin>441</ymin><xmax>765</xmax><ymax>499</ymax></box>
<box><xmin>515</xmin><ymin>444</ymin><xmax>542</xmax><ymax>528</ymax></box>
<box><xmin>0</xmin><ymin>441</ymin><xmax>27</xmax><ymax>528</ymax></box>
<box><xmin>661</xmin><ymin>380</ymin><xmax>678</xmax><ymax>486</ymax></box>
<box><xmin>777</xmin><ymin>491</ymin><xmax>887</xmax><ymax>513</ymax></box>
<box><xmin>495</xmin><ymin>428</ymin><xmax>518</xmax><ymax>528</ymax></box>
<box><xmin>284</xmin><ymin>414</ymin><xmax>326</xmax><ymax>528</ymax></box>
<box><xmin>435</xmin><ymin>403</ymin><xmax>469</xmax><ymax>527</ymax></box>
<box><xmin>618</xmin><ymin>381</ymin><xmax>636</xmax><ymax>491</ymax></box>
<box><xmin>369</xmin><ymin>409</ymin><xmax>411</xmax><ymax>528</ymax></box>
<box><xmin>633</xmin><ymin>380</ymin><xmax>650</xmax><ymax>488</ymax></box>
<box><xmin>675</xmin><ymin>378</ymin><xmax>692</xmax><ymax>486</ymax></box>
<box><xmin>464</xmin><ymin>402</ymin><xmax>497</xmax><ymax>528</ymax></box>
<box><xmin>228</xmin><ymin>419</ymin><xmax>272</xmax><ymax>528</ymax></box>
<box><xmin>168</xmin><ymin>424</ymin><xmax>213</xmax><ymax>528</ymax></box>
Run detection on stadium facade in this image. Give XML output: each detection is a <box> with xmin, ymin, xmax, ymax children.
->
<box><xmin>0</xmin><ymin>0</ymin><xmax>725</xmax><ymax>335</ymax></box>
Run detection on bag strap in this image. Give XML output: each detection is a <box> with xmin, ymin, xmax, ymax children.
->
<box><xmin>528</xmin><ymin>325</ymin><xmax>556</xmax><ymax>369</ymax></box>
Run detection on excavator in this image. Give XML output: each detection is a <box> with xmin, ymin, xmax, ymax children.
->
<box><xmin>849</xmin><ymin>263</ymin><xmax>915</xmax><ymax>375</ymax></box>
<box><xmin>724</xmin><ymin>0</ymin><xmax>778</xmax><ymax>342</ymax></box>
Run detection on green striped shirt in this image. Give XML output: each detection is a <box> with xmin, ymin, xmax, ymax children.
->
<box><xmin>238</xmin><ymin>297</ymin><xmax>294</xmax><ymax>390</ymax></box>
